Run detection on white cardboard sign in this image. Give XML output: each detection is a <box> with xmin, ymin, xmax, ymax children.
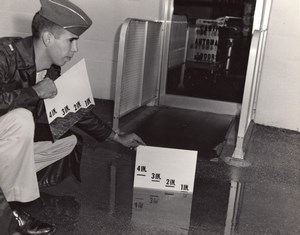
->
<box><xmin>44</xmin><ymin>58</ymin><xmax>95</xmax><ymax>124</ymax></box>
<box><xmin>134</xmin><ymin>146</ymin><xmax>197</xmax><ymax>193</ymax></box>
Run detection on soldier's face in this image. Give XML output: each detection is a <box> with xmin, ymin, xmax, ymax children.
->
<box><xmin>48</xmin><ymin>29</ymin><xmax>79</xmax><ymax>66</ymax></box>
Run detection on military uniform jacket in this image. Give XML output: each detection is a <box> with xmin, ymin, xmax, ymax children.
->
<box><xmin>0</xmin><ymin>36</ymin><xmax>112</xmax><ymax>186</ymax></box>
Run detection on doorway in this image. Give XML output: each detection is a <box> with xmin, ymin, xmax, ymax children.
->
<box><xmin>166</xmin><ymin>0</ymin><xmax>256</xmax><ymax>104</ymax></box>
<box><xmin>159</xmin><ymin>0</ymin><xmax>260</xmax><ymax>116</ymax></box>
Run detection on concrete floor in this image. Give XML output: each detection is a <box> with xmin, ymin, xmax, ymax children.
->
<box><xmin>4</xmin><ymin>100</ymin><xmax>300</xmax><ymax>235</ymax></box>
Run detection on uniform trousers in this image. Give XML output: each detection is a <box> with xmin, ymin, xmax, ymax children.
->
<box><xmin>0</xmin><ymin>108</ymin><xmax>77</xmax><ymax>203</ymax></box>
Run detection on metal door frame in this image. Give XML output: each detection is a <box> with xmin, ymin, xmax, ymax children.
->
<box><xmin>160</xmin><ymin>0</ymin><xmax>273</xmax><ymax>159</ymax></box>
<box><xmin>232</xmin><ymin>0</ymin><xmax>273</xmax><ymax>159</ymax></box>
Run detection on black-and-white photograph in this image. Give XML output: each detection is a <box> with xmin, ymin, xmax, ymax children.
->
<box><xmin>0</xmin><ymin>0</ymin><xmax>299</xmax><ymax>234</ymax></box>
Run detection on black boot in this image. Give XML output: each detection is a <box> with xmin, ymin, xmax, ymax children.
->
<box><xmin>12</xmin><ymin>209</ymin><xmax>56</xmax><ymax>235</ymax></box>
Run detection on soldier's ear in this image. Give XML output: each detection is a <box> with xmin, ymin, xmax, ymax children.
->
<box><xmin>42</xmin><ymin>31</ymin><xmax>54</xmax><ymax>47</ymax></box>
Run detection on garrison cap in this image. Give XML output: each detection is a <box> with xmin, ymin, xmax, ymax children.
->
<box><xmin>39</xmin><ymin>0</ymin><xmax>92</xmax><ymax>36</ymax></box>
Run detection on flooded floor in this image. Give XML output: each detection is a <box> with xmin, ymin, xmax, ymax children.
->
<box><xmin>3</xmin><ymin>100</ymin><xmax>300</xmax><ymax>234</ymax></box>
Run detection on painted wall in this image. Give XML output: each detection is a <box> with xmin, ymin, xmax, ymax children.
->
<box><xmin>1</xmin><ymin>0</ymin><xmax>299</xmax><ymax>131</ymax></box>
<box><xmin>254</xmin><ymin>0</ymin><xmax>300</xmax><ymax>131</ymax></box>
<box><xmin>0</xmin><ymin>0</ymin><xmax>163</xmax><ymax>99</ymax></box>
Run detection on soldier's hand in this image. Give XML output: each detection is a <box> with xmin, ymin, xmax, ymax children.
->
<box><xmin>33</xmin><ymin>77</ymin><xmax>57</xmax><ymax>99</ymax></box>
<box><xmin>113</xmin><ymin>132</ymin><xmax>146</xmax><ymax>149</ymax></box>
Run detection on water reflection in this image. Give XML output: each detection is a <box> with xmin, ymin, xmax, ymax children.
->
<box><xmin>130</xmin><ymin>181</ymin><xmax>243</xmax><ymax>235</ymax></box>
<box><xmin>131</xmin><ymin>188</ymin><xmax>193</xmax><ymax>235</ymax></box>
<box><xmin>106</xmin><ymin>152</ymin><xmax>258</xmax><ymax>234</ymax></box>
<box><xmin>108</xmin><ymin>160</ymin><xmax>238</xmax><ymax>234</ymax></box>
<box><xmin>108</xmin><ymin>152</ymin><xmax>300</xmax><ymax>235</ymax></box>
<box><xmin>224</xmin><ymin>181</ymin><xmax>243</xmax><ymax>235</ymax></box>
